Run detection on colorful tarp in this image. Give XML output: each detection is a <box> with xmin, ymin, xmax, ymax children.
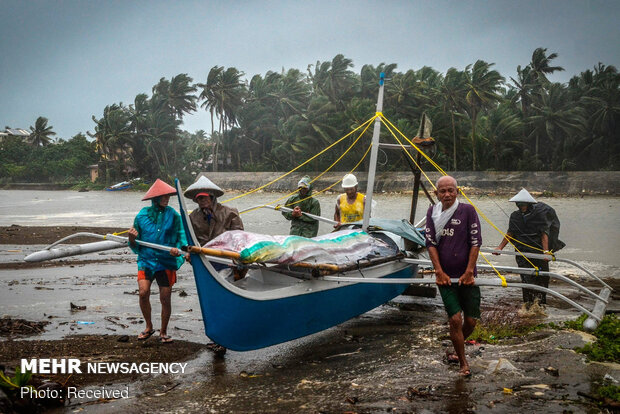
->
<box><xmin>204</xmin><ymin>230</ymin><xmax>391</xmax><ymax>265</ymax></box>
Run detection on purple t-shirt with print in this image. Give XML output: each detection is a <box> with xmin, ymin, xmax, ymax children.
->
<box><xmin>425</xmin><ymin>203</ymin><xmax>482</xmax><ymax>278</ymax></box>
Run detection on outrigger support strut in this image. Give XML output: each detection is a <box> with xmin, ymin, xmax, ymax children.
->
<box><xmin>320</xmin><ymin>275</ymin><xmax>601</xmax><ymax>322</ymax></box>
<box><xmin>479</xmin><ymin>247</ymin><xmax>612</xmax><ymax>290</ymax></box>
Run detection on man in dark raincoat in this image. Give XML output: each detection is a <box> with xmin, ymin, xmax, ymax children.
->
<box><xmin>495</xmin><ymin>188</ymin><xmax>565</xmax><ymax>308</ymax></box>
<box><xmin>281</xmin><ymin>176</ymin><xmax>321</xmax><ymax>238</ymax></box>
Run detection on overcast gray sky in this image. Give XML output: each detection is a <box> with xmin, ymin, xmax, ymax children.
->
<box><xmin>1</xmin><ymin>0</ymin><xmax>619</xmax><ymax>139</ymax></box>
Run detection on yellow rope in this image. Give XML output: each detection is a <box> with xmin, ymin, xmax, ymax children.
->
<box><xmin>283</xmin><ymin>118</ymin><xmax>376</xmax><ymax>206</ymax></box>
<box><xmin>380</xmin><ymin>114</ymin><xmax>538</xmax><ymax>275</ymax></box>
<box><xmin>479</xmin><ymin>252</ymin><xmax>507</xmax><ymax>287</ymax></box>
<box><xmin>241</xmin><ymin>142</ymin><xmax>373</xmax><ymax>215</ymax></box>
<box><xmin>380</xmin><ymin>118</ymin><xmax>437</xmax><ymax>191</ymax></box>
<box><xmin>239</xmin><ymin>117</ymin><xmax>376</xmax><ymax>215</ymax></box>
<box><xmin>221</xmin><ymin>116</ymin><xmax>376</xmax><ymax>204</ymax></box>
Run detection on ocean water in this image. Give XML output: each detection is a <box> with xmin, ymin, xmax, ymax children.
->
<box><xmin>0</xmin><ymin>189</ymin><xmax>618</xmax><ymax>273</ymax></box>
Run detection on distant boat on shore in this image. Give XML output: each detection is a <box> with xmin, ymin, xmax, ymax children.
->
<box><xmin>105</xmin><ymin>181</ymin><xmax>131</xmax><ymax>191</ymax></box>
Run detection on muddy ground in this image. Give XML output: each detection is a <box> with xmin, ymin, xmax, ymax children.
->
<box><xmin>0</xmin><ymin>226</ymin><xmax>618</xmax><ymax>413</ymax></box>
<box><xmin>0</xmin><ymin>225</ymin><xmax>124</xmax><ymax>245</ymax></box>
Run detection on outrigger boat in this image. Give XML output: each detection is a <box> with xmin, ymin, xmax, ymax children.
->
<box><xmin>25</xmin><ymin>74</ymin><xmax>612</xmax><ymax>350</ymax></box>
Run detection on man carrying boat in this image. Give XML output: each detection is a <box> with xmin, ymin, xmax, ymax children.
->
<box><xmin>425</xmin><ymin>176</ymin><xmax>481</xmax><ymax>377</ymax></box>
<box><xmin>128</xmin><ymin>179</ymin><xmax>187</xmax><ymax>344</ymax></box>
<box><xmin>334</xmin><ymin>174</ymin><xmax>371</xmax><ymax>227</ymax></box>
<box><xmin>494</xmin><ymin>189</ymin><xmax>564</xmax><ymax>308</ymax></box>
<box><xmin>184</xmin><ymin>175</ymin><xmax>244</xmax><ymax>246</ymax></box>
<box><xmin>184</xmin><ymin>175</ymin><xmax>244</xmax><ymax>356</ymax></box>
<box><xmin>281</xmin><ymin>175</ymin><xmax>321</xmax><ymax>237</ymax></box>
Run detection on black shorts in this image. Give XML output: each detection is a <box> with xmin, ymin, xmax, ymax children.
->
<box><xmin>137</xmin><ymin>269</ymin><xmax>176</xmax><ymax>287</ymax></box>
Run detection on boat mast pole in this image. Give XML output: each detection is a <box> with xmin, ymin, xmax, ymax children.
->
<box><xmin>409</xmin><ymin>113</ymin><xmax>425</xmax><ymax>224</ymax></box>
<box><xmin>362</xmin><ymin>72</ymin><xmax>385</xmax><ymax>231</ymax></box>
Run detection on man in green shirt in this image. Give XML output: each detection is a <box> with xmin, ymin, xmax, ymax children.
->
<box><xmin>281</xmin><ymin>176</ymin><xmax>321</xmax><ymax>238</ymax></box>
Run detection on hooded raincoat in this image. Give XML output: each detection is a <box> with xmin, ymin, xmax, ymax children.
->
<box><xmin>130</xmin><ymin>201</ymin><xmax>187</xmax><ymax>272</ymax></box>
<box><xmin>282</xmin><ymin>182</ymin><xmax>321</xmax><ymax>238</ymax></box>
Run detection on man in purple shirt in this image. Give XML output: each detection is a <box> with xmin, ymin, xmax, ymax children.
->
<box><xmin>425</xmin><ymin>176</ymin><xmax>481</xmax><ymax>377</ymax></box>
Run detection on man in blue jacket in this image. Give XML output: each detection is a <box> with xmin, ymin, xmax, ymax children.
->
<box><xmin>128</xmin><ymin>179</ymin><xmax>187</xmax><ymax>343</ymax></box>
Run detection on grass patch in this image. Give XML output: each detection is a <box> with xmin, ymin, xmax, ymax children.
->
<box><xmin>470</xmin><ymin>305</ymin><xmax>543</xmax><ymax>344</ymax></box>
<box><xmin>575</xmin><ymin>314</ymin><xmax>620</xmax><ymax>363</ymax></box>
<box><xmin>597</xmin><ymin>384</ymin><xmax>620</xmax><ymax>402</ymax></box>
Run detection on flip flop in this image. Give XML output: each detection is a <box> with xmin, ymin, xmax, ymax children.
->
<box><xmin>445</xmin><ymin>351</ymin><xmax>459</xmax><ymax>364</ymax></box>
<box><xmin>160</xmin><ymin>335</ymin><xmax>173</xmax><ymax>343</ymax></box>
<box><xmin>137</xmin><ymin>329</ymin><xmax>155</xmax><ymax>340</ymax></box>
<box><xmin>458</xmin><ymin>368</ymin><xmax>472</xmax><ymax>377</ymax></box>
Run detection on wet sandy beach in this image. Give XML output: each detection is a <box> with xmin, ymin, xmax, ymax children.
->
<box><xmin>1</xmin><ymin>227</ymin><xmax>619</xmax><ymax>412</ymax></box>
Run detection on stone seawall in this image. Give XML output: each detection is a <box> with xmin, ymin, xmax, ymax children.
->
<box><xmin>198</xmin><ymin>171</ymin><xmax>620</xmax><ymax>195</ymax></box>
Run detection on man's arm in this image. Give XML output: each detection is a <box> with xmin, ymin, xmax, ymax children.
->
<box><xmin>333</xmin><ymin>196</ymin><xmax>341</xmax><ymax>222</ymax></box>
<box><xmin>230</xmin><ymin>211</ymin><xmax>244</xmax><ymax>231</ymax></box>
<box><xmin>281</xmin><ymin>197</ymin><xmax>295</xmax><ymax>221</ymax></box>
<box><xmin>459</xmin><ymin>246</ymin><xmax>479</xmax><ymax>285</ymax></box>
<box><xmin>494</xmin><ymin>232</ymin><xmax>512</xmax><ymax>253</ymax></box>
<box><xmin>428</xmin><ymin>246</ymin><xmax>451</xmax><ymax>286</ymax></box>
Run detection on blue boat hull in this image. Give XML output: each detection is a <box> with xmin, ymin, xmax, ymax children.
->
<box><xmin>176</xmin><ymin>180</ymin><xmax>415</xmax><ymax>351</ymax></box>
<box><xmin>190</xmin><ymin>255</ymin><xmax>413</xmax><ymax>351</ymax></box>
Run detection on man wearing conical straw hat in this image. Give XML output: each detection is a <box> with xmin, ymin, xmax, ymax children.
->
<box><xmin>128</xmin><ymin>179</ymin><xmax>187</xmax><ymax>343</ymax></box>
<box><xmin>495</xmin><ymin>188</ymin><xmax>565</xmax><ymax>309</ymax></box>
<box><xmin>184</xmin><ymin>175</ymin><xmax>244</xmax><ymax>246</ymax></box>
<box><xmin>184</xmin><ymin>175</ymin><xmax>244</xmax><ymax>356</ymax></box>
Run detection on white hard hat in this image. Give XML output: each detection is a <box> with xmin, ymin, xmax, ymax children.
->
<box><xmin>342</xmin><ymin>174</ymin><xmax>358</xmax><ymax>189</ymax></box>
<box><xmin>509</xmin><ymin>188</ymin><xmax>537</xmax><ymax>204</ymax></box>
<box><xmin>184</xmin><ymin>175</ymin><xmax>224</xmax><ymax>199</ymax></box>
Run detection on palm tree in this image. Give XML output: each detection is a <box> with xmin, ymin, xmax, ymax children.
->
<box><xmin>29</xmin><ymin>117</ymin><xmax>56</xmax><ymax>147</ymax></box>
<box><xmin>438</xmin><ymin>68</ymin><xmax>467</xmax><ymax>170</ymax></box>
<box><xmin>197</xmin><ymin>66</ymin><xmax>245</xmax><ymax>171</ymax></box>
<box><xmin>359</xmin><ymin>63</ymin><xmax>397</xmax><ymax>100</ymax></box>
<box><xmin>529</xmin><ymin>83</ymin><xmax>586</xmax><ymax>168</ymax></box>
<box><xmin>151</xmin><ymin>74</ymin><xmax>197</xmax><ymax>120</ymax></box>
<box><xmin>529</xmin><ymin>47</ymin><xmax>564</xmax><ymax>86</ymax></box>
<box><xmin>463</xmin><ymin>60</ymin><xmax>505</xmax><ymax>170</ymax></box>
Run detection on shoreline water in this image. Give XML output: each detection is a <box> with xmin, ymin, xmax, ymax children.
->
<box><xmin>3</xmin><ymin>170</ymin><xmax>620</xmax><ymax>195</ymax></box>
<box><xmin>1</xmin><ymin>191</ymin><xmax>618</xmax><ymax>412</ymax></box>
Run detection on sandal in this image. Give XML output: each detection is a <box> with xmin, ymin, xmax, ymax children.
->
<box><xmin>445</xmin><ymin>350</ymin><xmax>459</xmax><ymax>364</ymax></box>
<box><xmin>160</xmin><ymin>335</ymin><xmax>174</xmax><ymax>343</ymax></box>
<box><xmin>137</xmin><ymin>329</ymin><xmax>155</xmax><ymax>340</ymax></box>
<box><xmin>458</xmin><ymin>368</ymin><xmax>472</xmax><ymax>377</ymax></box>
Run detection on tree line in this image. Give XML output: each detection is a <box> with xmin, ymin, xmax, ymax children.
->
<box><xmin>2</xmin><ymin>48</ymin><xmax>618</xmax><ymax>184</ymax></box>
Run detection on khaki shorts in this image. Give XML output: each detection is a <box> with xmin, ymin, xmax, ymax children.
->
<box><xmin>438</xmin><ymin>285</ymin><xmax>481</xmax><ymax>318</ymax></box>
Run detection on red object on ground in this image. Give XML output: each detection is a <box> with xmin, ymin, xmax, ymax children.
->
<box><xmin>142</xmin><ymin>179</ymin><xmax>177</xmax><ymax>201</ymax></box>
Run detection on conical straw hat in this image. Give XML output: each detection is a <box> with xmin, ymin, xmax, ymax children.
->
<box><xmin>142</xmin><ymin>179</ymin><xmax>177</xmax><ymax>201</ymax></box>
<box><xmin>508</xmin><ymin>188</ymin><xmax>537</xmax><ymax>203</ymax></box>
<box><xmin>184</xmin><ymin>175</ymin><xmax>224</xmax><ymax>199</ymax></box>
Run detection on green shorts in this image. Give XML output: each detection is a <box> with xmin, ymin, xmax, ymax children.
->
<box><xmin>438</xmin><ymin>285</ymin><xmax>481</xmax><ymax>319</ymax></box>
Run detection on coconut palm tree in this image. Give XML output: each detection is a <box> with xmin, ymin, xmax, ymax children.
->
<box><xmin>197</xmin><ymin>66</ymin><xmax>245</xmax><ymax>171</ymax></box>
<box><xmin>29</xmin><ymin>117</ymin><xmax>56</xmax><ymax>147</ymax></box>
<box><xmin>529</xmin><ymin>47</ymin><xmax>564</xmax><ymax>86</ymax></box>
<box><xmin>437</xmin><ymin>68</ymin><xmax>467</xmax><ymax>170</ymax></box>
<box><xmin>529</xmin><ymin>83</ymin><xmax>586</xmax><ymax>168</ymax></box>
<box><xmin>462</xmin><ymin>60</ymin><xmax>505</xmax><ymax>170</ymax></box>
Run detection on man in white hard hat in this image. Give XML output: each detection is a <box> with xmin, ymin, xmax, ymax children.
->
<box><xmin>494</xmin><ymin>188</ymin><xmax>565</xmax><ymax>308</ymax></box>
<box><xmin>333</xmin><ymin>173</ymin><xmax>366</xmax><ymax>228</ymax></box>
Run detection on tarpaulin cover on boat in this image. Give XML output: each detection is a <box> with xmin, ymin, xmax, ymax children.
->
<box><xmin>204</xmin><ymin>229</ymin><xmax>392</xmax><ymax>265</ymax></box>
